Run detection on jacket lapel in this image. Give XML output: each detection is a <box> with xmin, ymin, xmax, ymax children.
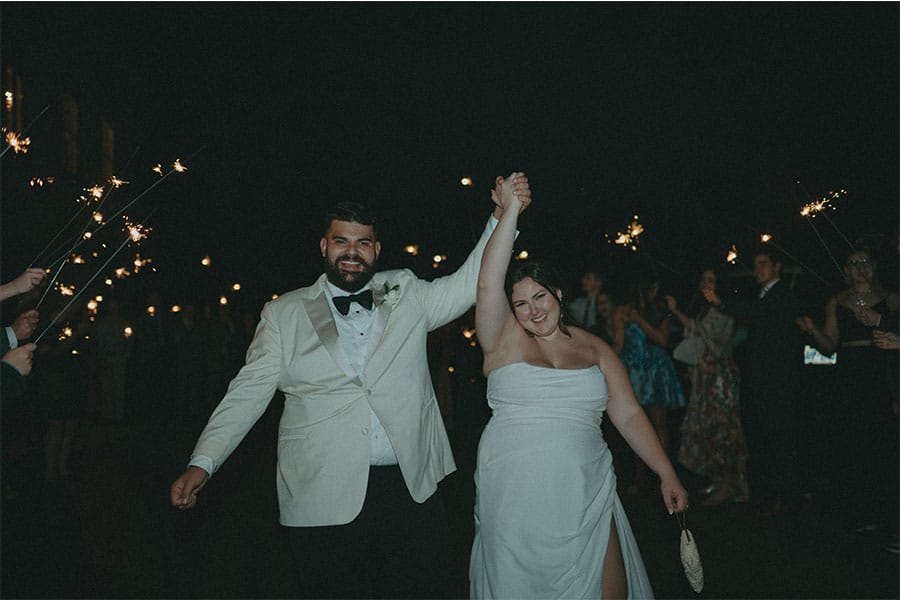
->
<box><xmin>304</xmin><ymin>277</ymin><xmax>363</xmax><ymax>386</ymax></box>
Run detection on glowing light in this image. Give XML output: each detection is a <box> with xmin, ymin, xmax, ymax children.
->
<box><xmin>123</xmin><ymin>327</ymin><xmax>133</xmax><ymax>338</ymax></box>
<box><xmin>59</xmin><ymin>284</ymin><xmax>76</xmax><ymax>297</ymax></box>
<box><xmin>800</xmin><ymin>188</ymin><xmax>848</xmax><ymax>217</ymax></box>
<box><xmin>152</xmin><ymin>164</ymin><xmax>163</xmax><ymax>175</ymax></box>
<box><xmin>447</xmin><ymin>366</ymin><xmax>455</xmax><ymax>373</ymax></box>
<box><xmin>115</xmin><ymin>267</ymin><xmax>130</xmax><ymax>279</ymax></box>
<box><xmin>146</xmin><ymin>305</ymin><xmax>156</xmax><ymax>316</ymax></box>
<box><xmin>232</xmin><ymin>283</ymin><xmax>241</xmax><ymax>291</ymax></box>
<box><xmin>760</xmin><ymin>234</ymin><xmax>773</xmax><ymax>243</ymax></box>
<box><xmin>86</xmin><ymin>300</ymin><xmax>98</xmax><ymax>313</ymax></box>
<box><xmin>109</xmin><ymin>176</ymin><xmax>128</xmax><ymax>188</ymax></box>
<box><xmin>124</xmin><ymin>219</ymin><xmax>151</xmax><ymax>243</ymax></box>
<box><xmin>219</xmin><ymin>296</ymin><xmax>228</xmax><ymax>305</ymax></box>
<box><xmin>71</xmin><ymin>255</ymin><xmax>85</xmax><ymax>264</ymax></box>
<box><xmin>133</xmin><ymin>254</ymin><xmax>151</xmax><ymax>273</ymax></box>
<box><xmin>460</xmin><ymin>177</ymin><xmax>472</xmax><ymax>187</ymax></box>
<box><xmin>201</xmin><ymin>256</ymin><xmax>212</xmax><ymax>266</ymax></box>
<box><xmin>271</xmin><ymin>294</ymin><xmax>279</xmax><ymax>300</ymax></box>
<box><xmin>726</xmin><ymin>245</ymin><xmax>738</xmax><ymax>265</ymax></box>
<box><xmin>516</xmin><ymin>250</ymin><xmax>529</xmax><ymax>260</ymax></box>
<box><xmin>404</xmin><ymin>245</ymin><xmax>419</xmax><ymax>256</ymax></box>
<box><xmin>462</xmin><ymin>328</ymin><xmax>476</xmax><ymax>339</ymax></box>
<box><xmin>433</xmin><ymin>254</ymin><xmax>446</xmax><ymax>263</ymax></box>
<box><xmin>173</xmin><ymin>158</ymin><xmax>187</xmax><ymax>172</ymax></box>
<box><xmin>93</xmin><ymin>212</ymin><xmax>104</xmax><ymax>224</ymax></box>
<box><xmin>613</xmin><ymin>215</ymin><xmax>645</xmax><ymax>250</ymax></box>
<box><xmin>83</xmin><ymin>232</ymin><xmax>93</xmax><ymax>239</ymax></box>
<box><xmin>94</xmin><ymin>295</ymin><xmax>103</xmax><ymax>302</ymax></box>
<box><xmin>87</xmin><ymin>185</ymin><xmax>104</xmax><ymax>200</ymax></box>
<box><xmin>105</xmin><ymin>278</ymin><xmax>113</xmax><ymax>286</ymax></box>
<box><xmin>171</xmin><ymin>305</ymin><xmax>182</xmax><ymax>313</ymax></box>
<box><xmin>4</xmin><ymin>129</ymin><xmax>30</xmax><ymax>154</ymax></box>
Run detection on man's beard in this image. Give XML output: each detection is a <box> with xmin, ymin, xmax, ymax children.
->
<box><xmin>323</xmin><ymin>254</ymin><xmax>376</xmax><ymax>292</ymax></box>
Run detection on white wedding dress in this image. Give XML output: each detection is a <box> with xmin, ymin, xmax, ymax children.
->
<box><xmin>469</xmin><ymin>362</ymin><xmax>654</xmax><ymax>599</ymax></box>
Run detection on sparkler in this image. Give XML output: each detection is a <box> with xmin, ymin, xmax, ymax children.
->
<box><xmin>34</xmin><ymin>211</ymin><xmax>156</xmax><ymax>344</ymax></box>
<box><xmin>798</xmin><ymin>184</ymin><xmax>855</xmax><ymax>274</ymax></box>
<box><xmin>0</xmin><ymin>105</ymin><xmax>49</xmax><ymax>158</ymax></box>
<box><xmin>37</xmin><ymin>159</ymin><xmax>186</xmax><ymax>297</ymax></box>
<box><xmin>612</xmin><ymin>215</ymin><xmax>644</xmax><ymax>252</ymax></box>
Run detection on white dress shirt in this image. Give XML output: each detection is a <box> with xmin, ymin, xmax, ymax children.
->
<box><xmin>323</xmin><ymin>280</ymin><xmax>399</xmax><ymax>466</ymax></box>
<box><xmin>759</xmin><ymin>278</ymin><xmax>779</xmax><ymax>299</ymax></box>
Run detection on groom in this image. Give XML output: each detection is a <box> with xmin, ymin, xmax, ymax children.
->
<box><xmin>170</xmin><ymin>181</ymin><xmax>530</xmax><ymax>598</ymax></box>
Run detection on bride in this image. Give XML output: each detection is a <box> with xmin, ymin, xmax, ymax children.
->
<box><xmin>469</xmin><ymin>173</ymin><xmax>688</xmax><ymax>599</ymax></box>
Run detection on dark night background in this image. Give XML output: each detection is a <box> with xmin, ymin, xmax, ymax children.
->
<box><xmin>2</xmin><ymin>3</ymin><xmax>897</xmax><ymax>310</ymax></box>
<box><xmin>1</xmin><ymin>5</ymin><xmax>899</xmax><ymax>599</ymax></box>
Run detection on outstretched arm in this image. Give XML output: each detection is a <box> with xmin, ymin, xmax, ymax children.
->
<box><xmin>600</xmin><ymin>342</ymin><xmax>688</xmax><ymax>513</ymax></box>
<box><xmin>475</xmin><ymin>173</ymin><xmax>528</xmax><ymax>355</ymax></box>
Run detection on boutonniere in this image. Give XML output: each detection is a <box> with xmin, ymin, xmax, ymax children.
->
<box><xmin>378</xmin><ymin>282</ymin><xmax>401</xmax><ymax>307</ymax></box>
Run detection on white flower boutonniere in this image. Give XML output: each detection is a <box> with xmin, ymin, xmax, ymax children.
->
<box><xmin>379</xmin><ymin>282</ymin><xmax>401</xmax><ymax>307</ymax></box>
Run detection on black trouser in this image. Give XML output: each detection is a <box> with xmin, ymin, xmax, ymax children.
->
<box><xmin>285</xmin><ymin>465</ymin><xmax>451</xmax><ymax>599</ymax></box>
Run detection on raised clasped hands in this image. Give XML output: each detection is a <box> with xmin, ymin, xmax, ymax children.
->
<box><xmin>491</xmin><ymin>172</ymin><xmax>531</xmax><ymax>214</ymax></box>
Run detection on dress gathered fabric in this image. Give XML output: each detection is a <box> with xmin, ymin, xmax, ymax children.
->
<box><xmin>470</xmin><ymin>362</ymin><xmax>654</xmax><ymax>599</ymax></box>
<box><xmin>620</xmin><ymin>322</ymin><xmax>686</xmax><ymax>409</ymax></box>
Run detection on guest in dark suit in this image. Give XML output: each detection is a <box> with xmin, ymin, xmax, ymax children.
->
<box><xmin>704</xmin><ymin>247</ymin><xmax>804</xmax><ymax>516</ymax></box>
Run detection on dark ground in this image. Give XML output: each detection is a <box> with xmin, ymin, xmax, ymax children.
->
<box><xmin>2</xmin><ymin>388</ymin><xmax>898</xmax><ymax>600</ymax></box>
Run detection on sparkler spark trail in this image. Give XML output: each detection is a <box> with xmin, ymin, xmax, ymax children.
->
<box><xmin>0</xmin><ymin>105</ymin><xmax>49</xmax><ymax>157</ymax></box>
<box><xmin>612</xmin><ymin>215</ymin><xmax>644</xmax><ymax>252</ymax></box>
<box><xmin>35</xmin><ymin>212</ymin><xmax>157</xmax><ymax>344</ymax></box>
<box><xmin>2</xmin><ymin>130</ymin><xmax>30</xmax><ymax>154</ymax></box>
<box><xmin>726</xmin><ymin>245</ymin><xmax>738</xmax><ymax>265</ymax></box>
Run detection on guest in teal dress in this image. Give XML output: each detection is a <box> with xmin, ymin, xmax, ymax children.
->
<box><xmin>614</xmin><ymin>271</ymin><xmax>685</xmax><ymax>494</ymax></box>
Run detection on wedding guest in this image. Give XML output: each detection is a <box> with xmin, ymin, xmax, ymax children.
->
<box><xmin>170</xmin><ymin>177</ymin><xmax>531</xmax><ymax>599</ymax></box>
<box><xmin>1</xmin><ymin>267</ymin><xmax>45</xmax><ymax>407</ymax></box>
<box><xmin>588</xmin><ymin>289</ymin><xmax>616</xmax><ymax>345</ymax></box>
<box><xmin>2</xmin><ymin>343</ymin><xmax>37</xmax><ymax>407</ymax></box>
<box><xmin>797</xmin><ymin>246</ymin><xmax>898</xmax><ymax>532</ymax></box>
<box><xmin>92</xmin><ymin>299</ymin><xmax>132</xmax><ymax>422</ymax></box>
<box><xmin>469</xmin><ymin>174</ymin><xmax>686</xmax><ymax>599</ymax></box>
<box><xmin>567</xmin><ymin>268</ymin><xmax>603</xmax><ymax>328</ymax></box>
<box><xmin>36</xmin><ymin>307</ymin><xmax>89</xmax><ymax>483</ymax></box>
<box><xmin>705</xmin><ymin>247</ymin><xmax>804</xmax><ymax>517</ymax></box>
<box><xmin>666</xmin><ymin>267</ymin><xmax>749</xmax><ymax>506</ymax></box>
<box><xmin>613</xmin><ymin>270</ymin><xmax>685</xmax><ymax>495</ymax></box>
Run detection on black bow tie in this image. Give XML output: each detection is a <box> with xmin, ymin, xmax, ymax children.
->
<box><xmin>332</xmin><ymin>289</ymin><xmax>374</xmax><ymax>315</ymax></box>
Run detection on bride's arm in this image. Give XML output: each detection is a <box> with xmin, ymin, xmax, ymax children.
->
<box><xmin>475</xmin><ymin>173</ymin><xmax>528</xmax><ymax>355</ymax></box>
<box><xmin>599</xmin><ymin>341</ymin><xmax>688</xmax><ymax>513</ymax></box>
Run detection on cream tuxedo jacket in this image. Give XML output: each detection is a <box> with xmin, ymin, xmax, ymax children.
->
<box><xmin>191</xmin><ymin>217</ymin><xmax>495</xmax><ymax>526</ymax></box>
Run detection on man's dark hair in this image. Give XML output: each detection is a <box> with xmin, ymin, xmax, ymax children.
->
<box><xmin>323</xmin><ymin>202</ymin><xmax>379</xmax><ymax>239</ymax></box>
<box><xmin>754</xmin><ymin>245</ymin><xmax>783</xmax><ymax>266</ymax></box>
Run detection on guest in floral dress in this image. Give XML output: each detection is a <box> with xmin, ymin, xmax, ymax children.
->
<box><xmin>666</xmin><ymin>267</ymin><xmax>749</xmax><ymax>506</ymax></box>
